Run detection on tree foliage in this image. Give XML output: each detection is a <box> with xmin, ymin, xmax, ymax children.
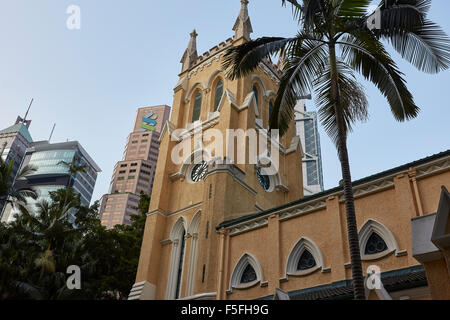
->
<box><xmin>0</xmin><ymin>188</ymin><xmax>145</xmax><ymax>300</ymax></box>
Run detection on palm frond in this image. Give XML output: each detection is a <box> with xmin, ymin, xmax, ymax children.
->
<box><xmin>314</xmin><ymin>60</ymin><xmax>369</xmax><ymax>145</ymax></box>
<box><xmin>376</xmin><ymin>0</ymin><xmax>450</xmax><ymax>73</ymax></box>
<box><xmin>339</xmin><ymin>33</ymin><xmax>420</xmax><ymax>121</ymax></box>
<box><xmin>270</xmin><ymin>38</ymin><xmax>329</xmax><ymax>135</ymax></box>
<box><xmin>337</xmin><ymin>0</ymin><xmax>372</xmax><ymax>18</ymax></box>
<box><xmin>222</xmin><ymin>37</ymin><xmax>295</xmax><ymax>80</ymax></box>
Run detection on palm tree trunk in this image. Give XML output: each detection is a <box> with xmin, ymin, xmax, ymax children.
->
<box><xmin>329</xmin><ymin>43</ymin><xmax>366</xmax><ymax>300</ymax></box>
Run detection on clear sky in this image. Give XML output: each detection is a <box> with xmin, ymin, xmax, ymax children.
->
<box><xmin>1</xmin><ymin>0</ymin><xmax>449</xmax><ymax>204</ymax></box>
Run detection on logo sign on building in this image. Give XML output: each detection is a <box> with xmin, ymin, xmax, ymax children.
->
<box><xmin>141</xmin><ymin>111</ymin><xmax>158</xmax><ymax>132</ymax></box>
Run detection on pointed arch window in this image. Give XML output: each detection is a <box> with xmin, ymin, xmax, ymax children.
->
<box><xmin>297</xmin><ymin>250</ymin><xmax>316</xmax><ymax>271</ymax></box>
<box><xmin>252</xmin><ymin>85</ymin><xmax>259</xmax><ymax>108</ymax></box>
<box><xmin>175</xmin><ymin>230</ymin><xmax>186</xmax><ymax>299</ymax></box>
<box><xmin>268</xmin><ymin>101</ymin><xmax>273</xmax><ymax>120</ymax></box>
<box><xmin>229</xmin><ymin>253</ymin><xmax>265</xmax><ymax>292</ymax></box>
<box><xmin>359</xmin><ymin>219</ymin><xmax>402</xmax><ymax>261</ymax></box>
<box><xmin>286</xmin><ymin>237</ymin><xmax>326</xmax><ymax>278</ymax></box>
<box><xmin>213</xmin><ymin>80</ymin><xmax>224</xmax><ymax>112</ymax></box>
<box><xmin>364</xmin><ymin>232</ymin><xmax>388</xmax><ymax>255</ymax></box>
<box><xmin>241</xmin><ymin>265</ymin><xmax>257</xmax><ymax>284</ymax></box>
<box><xmin>192</xmin><ymin>91</ymin><xmax>203</xmax><ymax>122</ymax></box>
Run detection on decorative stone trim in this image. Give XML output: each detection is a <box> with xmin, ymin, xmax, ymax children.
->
<box><xmin>285</xmin><ymin>237</ymin><xmax>329</xmax><ymax>279</ymax></box>
<box><xmin>359</xmin><ymin>219</ymin><xmax>403</xmax><ymax>261</ymax></box>
<box><xmin>278</xmin><ymin>200</ymin><xmax>327</xmax><ymax>222</ymax></box>
<box><xmin>228</xmin><ymin>253</ymin><xmax>265</xmax><ymax>294</ymax></box>
<box><xmin>178</xmin><ymin>292</ymin><xmax>217</xmax><ymax>301</ymax></box>
<box><xmin>229</xmin><ymin>217</ymin><xmax>268</xmax><ymax>236</ymax></box>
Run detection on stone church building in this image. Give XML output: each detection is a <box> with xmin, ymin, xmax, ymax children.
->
<box><xmin>129</xmin><ymin>1</ymin><xmax>450</xmax><ymax>300</ymax></box>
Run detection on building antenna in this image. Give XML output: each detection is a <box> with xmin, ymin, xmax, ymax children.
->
<box><xmin>48</xmin><ymin>123</ymin><xmax>56</xmax><ymax>142</ymax></box>
<box><xmin>24</xmin><ymin>98</ymin><xmax>34</xmax><ymax>121</ymax></box>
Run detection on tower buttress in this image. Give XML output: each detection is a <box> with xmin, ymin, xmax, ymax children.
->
<box><xmin>233</xmin><ymin>0</ymin><xmax>253</xmax><ymax>42</ymax></box>
<box><xmin>180</xmin><ymin>30</ymin><xmax>199</xmax><ymax>73</ymax></box>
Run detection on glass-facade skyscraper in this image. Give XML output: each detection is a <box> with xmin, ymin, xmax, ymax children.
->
<box><xmin>1</xmin><ymin>140</ymin><xmax>101</xmax><ymax>223</ymax></box>
<box><xmin>294</xmin><ymin>100</ymin><xmax>325</xmax><ymax>196</ymax></box>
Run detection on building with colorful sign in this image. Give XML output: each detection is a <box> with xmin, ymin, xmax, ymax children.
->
<box><xmin>99</xmin><ymin>105</ymin><xmax>171</xmax><ymax>228</ymax></box>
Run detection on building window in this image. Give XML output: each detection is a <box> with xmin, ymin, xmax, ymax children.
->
<box><xmin>192</xmin><ymin>91</ymin><xmax>203</xmax><ymax>122</ymax></box>
<box><xmin>213</xmin><ymin>80</ymin><xmax>224</xmax><ymax>112</ymax></box>
<box><xmin>240</xmin><ymin>265</ymin><xmax>257</xmax><ymax>284</ymax></box>
<box><xmin>175</xmin><ymin>230</ymin><xmax>186</xmax><ymax>299</ymax></box>
<box><xmin>359</xmin><ymin>219</ymin><xmax>400</xmax><ymax>261</ymax></box>
<box><xmin>229</xmin><ymin>253</ymin><xmax>263</xmax><ymax>291</ymax></box>
<box><xmin>297</xmin><ymin>250</ymin><xmax>317</xmax><ymax>271</ymax></box>
<box><xmin>268</xmin><ymin>101</ymin><xmax>273</xmax><ymax>122</ymax></box>
<box><xmin>286</xmin><ymin>237</ymin><xmax>325</xmax><ymax>277</ymax></box>
<box><xmin>190</xmin><ymin>161</ymin><xmax>208</xmax><ymax>183</ymax></box>
<box><xmin>252</xmin><ymin>85</ymin><xmax>259</xmax><ymax>108</ymax></box>
<box><xmin>364</xmin><ymin>233</ymin><xmax>388</xmax><ymax>255</ymax></box>
<box><xmin>256</xmin><ymin>167</ymin><xmax>271</xmax><ymax>192</ymax></box>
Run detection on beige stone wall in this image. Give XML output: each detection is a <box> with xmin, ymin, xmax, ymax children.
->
<box><xmin>222</xmin><ymin>162</ymin><xmax>449</xmax><ymax>300</ymax></box>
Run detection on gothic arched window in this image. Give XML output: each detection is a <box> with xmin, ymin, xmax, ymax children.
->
<box><xmin>297</xmin><ymin>250</ymin><xmax>317</xmax><ymax>271</ymax></box>
<box><xmin>213</xmin><ymin>80</ymin><xmax>224</xmax><ymax>112</ymax></box>
<box><xmin>253</xmin><ymin>85</ymin><xmax>259</xmax><ymax>108</ymax></box>
<box><xmin>175</xmin><ymin>230</ymin><xmax>186</xmax><ymax>299</ymax></box>
<box><xmin>192</xmin><ymin>91</ymin><xmax>203</xmax><ymax>122</ymax></box>
<box><xmin>240</xmin><ymin>265</ymin><xmax>257</xmax><ymax>284</ymax></box>
<box><xmin>364</xmin><ymin>232</ymin><xmax>388</xmax><ymax>255</ymax></box>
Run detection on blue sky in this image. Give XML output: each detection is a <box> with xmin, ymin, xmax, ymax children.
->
<box><xmin>1</xmin><ymin>0</ymin><xmax>449</xmax><ymax>204</ymax></box>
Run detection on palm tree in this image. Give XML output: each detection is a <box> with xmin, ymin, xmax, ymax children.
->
<box><xmin>58</xmin><ymin>156</ymin><xmax>88</xmax><ymax>189</ymax></box>
<box><xmin>0</xmin><ymin>156</ymin><xmax>37</xmax><ymax>217</ymax></box>
<box><xmin>223</xmin><ymin>0</ymin><xmax>450</xmax><ymax>299</ymax></box>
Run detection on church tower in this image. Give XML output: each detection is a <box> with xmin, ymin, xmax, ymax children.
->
<box><xmin>129</xmin><ymin>0</ymin><xmax>304</xmax><ymax>300</ymax></box>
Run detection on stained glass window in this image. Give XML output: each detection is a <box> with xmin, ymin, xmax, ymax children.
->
<box><xmin>191</xmin><ymin>161</ymin><xmax>208</xmax><ymax>182</ymax></box>
<box><xmin>214</xmin><ymin>80</ymin><xmax>224</xmax><ymax>112</ymax></box>
<box><xmin>297</xmin><ymin>250</ymin><xmax>316</xmax><ymax>270</ymax></box>
<box><xmin>365</xmin><ymin>233</ymin><xmax>388</xmax><ymax>255</ymax></box>
<box><xmin>240</xmin><ymin>264</ymin><xmax>257</xmax><ymax>284</ymax></box>
<box><xmin>192</xmin><ymin>91</ymin><xmax>203</xmax><ymax>122</ymax></box>
<box><xmin>253</xmin><ymin>85</ymin><xmax>259</xmax><ymax>108</ymax></box>
<box><xmin>257</xmin><ymin>167</ymin><xmax>270</xmax><ymax>191</ymax></box>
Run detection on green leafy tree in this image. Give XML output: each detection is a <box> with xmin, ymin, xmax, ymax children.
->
<box><xmin>138</xmin><ymin>191</ymin><xmax>151</xmax><ymax>215</ymax></box>
<box><xmin>0</xmin><ymin>156</ymin><xmax>37</xmax><ymax>216</ymax></box>
<box><xmin>223</xmin><ymin>0</ymin><xmax>450</xmax><ymax>299</ymax></box>
<box><xmin>0</xmin><ymin>187</ymin><xmax>147</xmax><ymax>300</ymax></box>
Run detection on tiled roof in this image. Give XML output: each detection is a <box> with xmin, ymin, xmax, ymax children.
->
<box><xmin>260</xmin><ymin>266</ymin><xmax>427</xmax><ymax>300</ymax></box>
<box><xmin>0</xmin><ymin>123</ymin><xmax>33</xmax><ymax>143</ymax></box>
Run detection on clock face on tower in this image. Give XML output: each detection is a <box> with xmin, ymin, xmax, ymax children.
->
<box><xmin>191</xmin><ymin>161</ymin><xmax>208</xmax><ymax>182</ymax></box>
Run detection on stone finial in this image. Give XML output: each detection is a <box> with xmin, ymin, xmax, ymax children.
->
<box><xmin>233</xmin><ymin>0</ymin><xmax>253</xmax><ymax>41</ymax></box>
<box><xmin>180</xmin><ymin>30</ymin><xmax>199</xmax><ymax>73</ymax></box>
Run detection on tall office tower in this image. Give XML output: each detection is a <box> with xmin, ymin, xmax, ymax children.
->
<box><xmin>294</xmin><ymin>99</ymin><xmax>324</xmax><ymax>196</ymax></box>
<box><xmin>99</xmin><ymin>105</ymin><xmax>171</xmax><ymax>228</ymax></box>
<box><xmin>0</xmin><ymin>115</ymin><xmax>33</xmax><ymax>214</ymax></box>
<box><xmin>1</xmin><ymin>140</ymin><xmax>101</xmax><ymax>223</ymax></box>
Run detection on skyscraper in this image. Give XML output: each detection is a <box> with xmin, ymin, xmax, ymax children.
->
<box><xmin>99</xmin><ymin>105</ymin><xmax>171</xmax><ymax>228</ymax></box>
<box><xmin>0</xmin><ymin>113</ymin><xmax>34</xmax><ymax>215</ymax></box>
<box><xmin>1</xmin><ymin>140</ymin><xmax>101</xmax><ymax>223</ymax></box>
<box><xmin>294</xmin><ymin>99</ymin><xmax>324</xmax><ymax>195</ymax></box>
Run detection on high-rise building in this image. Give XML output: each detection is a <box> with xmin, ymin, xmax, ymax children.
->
<box><xmin>1</xmin><ymin>140</ymin><xmax>101</xmax><ymax>223</ymax></box>
<box><xmin>0</xmin><ymin>114</ymin><xmax>34</xmax><ymax>214</ymax></box>
<box><xmin>99</xmin><ymin>105</ymin><xmax>171</xmax><ymax>228</ymax></box>
<box><xmin>294</xmin><ymin>99</ymin><xmax>324</xmax><ymax>195</ymax></box>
